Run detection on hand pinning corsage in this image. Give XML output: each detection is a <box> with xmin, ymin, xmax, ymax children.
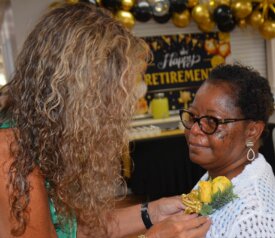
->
<box><xmin>181</xmin><ymin>176</ymin><xmax>238</xmax><ymax>216</ymax></box>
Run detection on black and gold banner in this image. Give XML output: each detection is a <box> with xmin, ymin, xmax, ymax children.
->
<box><xmin>136</xmin><ymin>32</ymin><xmax>231</xmax><ymax>114</ymax></box>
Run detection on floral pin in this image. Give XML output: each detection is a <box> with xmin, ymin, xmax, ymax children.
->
<box><xmin>181</xmin><ymin>176</ymin><xmax>238</xmax><ymax>216</ymax></box>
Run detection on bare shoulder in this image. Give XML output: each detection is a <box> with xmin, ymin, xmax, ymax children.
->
<box><xmin>0</xmin><ymin>128</ymin><xmax>57</xmax><ymax>237</ymax></box>
<box><xmin>0</xmin><ymin>128</ymin><xmax>15</xmax><ymax>177</ymax></box>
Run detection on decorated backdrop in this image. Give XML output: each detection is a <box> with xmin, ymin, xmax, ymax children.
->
<box><xmin>134</xmin><ymin>31</ymin><xmax>231</xmax><ymax>115</ymax></box>
<box><xmin>51</xmin><ymin>0</ymin><xmax>275</xmax><ymax>40</ymax></box>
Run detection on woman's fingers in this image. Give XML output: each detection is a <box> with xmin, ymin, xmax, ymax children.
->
<box><xmin>144</xmin><ymin>213</ymin><xmax>211</xmax><ymax>238</ymax></box>
<box><xmin>170</xmin><ymin>215</ymin><xmax>211</xmax><ymax>238</ymax></box>
<box><xmin>182</xmin><ymin>215</ymin><xmax>209</xmax><ymax>229</ymax></box>
<box><xmin>188</xmin><ymin>218</ymin><xmax>211</xmax><ymax>238</ymax></box>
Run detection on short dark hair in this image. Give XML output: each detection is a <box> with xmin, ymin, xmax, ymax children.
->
<box><xmin>207</xmin><ymin>64</ymin><xmax>274</xmax><ymax>137</ymax></box>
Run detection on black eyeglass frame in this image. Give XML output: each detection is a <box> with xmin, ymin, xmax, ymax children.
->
<box><xmin>179</xmin><ymin>109</ymin><xmax>250</xmax><ymax>135</ymax></box>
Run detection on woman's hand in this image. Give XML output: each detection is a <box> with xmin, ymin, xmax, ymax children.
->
<box><xmin>145</xmin><ymin>213</ymin><xmax>211</xmax><ymax>238</ymax></box>
<box><xmin>109</xmin><ymin>196</ymin><xmax>209</xmax><ymax>238</ymax></box>
<box><xmin>148</xmin><ymin>196</ymin><xmax>185</xmax><ymax>224</ymax></box>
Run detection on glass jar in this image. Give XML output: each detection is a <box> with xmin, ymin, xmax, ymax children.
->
<box><xmin>150</xmin><ymin>92</ymin><xmax>169</xmax><ymax>119</ymax></box>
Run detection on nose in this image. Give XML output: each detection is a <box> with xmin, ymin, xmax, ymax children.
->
<box><xmin>189</xmin><ymin>120</ymin><xmax>204</xmax><ymax>135</ymax></box>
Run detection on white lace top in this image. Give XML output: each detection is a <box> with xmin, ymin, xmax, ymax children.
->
<box><xmin>196</xmin><ymin>153</ymin><xmax>275</xmax><ymax>238</ymax></box>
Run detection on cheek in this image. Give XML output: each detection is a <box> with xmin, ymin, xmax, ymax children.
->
<box><xmin>210</xmin><ymin>128</ymin><xmax>236</xmax><ymax>153</ymax></box>
<box><xmin>213</xmin><ymin>124</ymin><xmax>236</xmax><ymax>142</ymax></box>
<box><xmin>213</xmin><ymin>130</ymin><xmax>228</xmax><ymax>140</ymax></box>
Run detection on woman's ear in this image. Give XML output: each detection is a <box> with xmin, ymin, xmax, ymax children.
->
<box><xmin>246</xmin><ymin>121</ymin><xmax>265</xmax><ymax>142</ymax></box>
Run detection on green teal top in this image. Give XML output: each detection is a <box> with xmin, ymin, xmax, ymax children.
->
<box><xmin>0</xmin><ymin>120</ymin><xmax>77</xmax><ymax>238</ymax></box>
<box><xmin>49</xmin><ymin>199</ymin><xmax>77</xmax><ymax>238</ymax></box>
<box><xmin>0</xmin><ymin>120</ymin><xmax>13</xmax><ymax>129</ymax></box>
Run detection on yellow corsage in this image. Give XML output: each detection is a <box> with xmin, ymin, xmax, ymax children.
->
<box><xmin>182</xmin><ymin>176</ymin><xmax>238</xmax><ymax>216</ymax></box>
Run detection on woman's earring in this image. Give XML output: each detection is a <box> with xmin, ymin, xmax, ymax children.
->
<box><xmin>246</xmin><ymin>140</ymin><xmax>255</xmax><ymax>161</ymax></box>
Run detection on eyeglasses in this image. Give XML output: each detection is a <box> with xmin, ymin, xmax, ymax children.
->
<box><xmin>179</xmin><ymin>109</ymin><xmax>250</xmax><ymax>135</ymax></box>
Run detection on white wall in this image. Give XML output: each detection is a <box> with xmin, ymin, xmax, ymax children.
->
<box><xmin>11</xmin><ymin>0</ymin><xmax>52</xmax><ymax>53</ymax></box>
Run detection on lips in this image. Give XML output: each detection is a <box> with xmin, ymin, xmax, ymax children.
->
<box><xmin>188</xmin><ymin>141</ymin><xmax>209</xmax><ymax>148</ymax></box>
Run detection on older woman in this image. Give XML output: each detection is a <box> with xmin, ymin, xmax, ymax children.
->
<box><xmin>180</xmin><ymin>64</ymin><xmax>275</xmax><ymax>237</ymax></box>
<box><xmin>0</xmin><ymin>3</ymin><xmax>210</xmax><ymax>238</ymax></box>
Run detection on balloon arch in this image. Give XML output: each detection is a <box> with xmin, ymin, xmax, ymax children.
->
<box><xmin>50</xmin><ymin>0</ymin><xmax>275</xmax><ymax>40</ymax></box>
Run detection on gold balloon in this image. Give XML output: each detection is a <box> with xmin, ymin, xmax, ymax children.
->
<box><xmin>231</xmin><ymin>1</ymin><xmax>253</xmax><ymax>19</ymax></box>
<box><xmin>187</xmin><ymin>0</ymin><xmax>199</xmax><ymax>8</ymax></box>
<box><xmin>65</xmin><ymin>0</ymin><xmax>79</xmax><ymax>4</ymax></box>
<box><xmin>115</xmin><ymin>10</ymin><xmax>135</xmax><ymax>29</ymax></box>
<box><xmin>198</xmin><ymin>19</ymin><xmax>215</xmax><ymax>32</ymax></box>
<box><xmin>249</xmin><ymin>10</ymin><xmax>264</xmax><ymax>28</ymax></box>
<box><xmin>121</xmin><ymin>0</ymin><xmax>135</xmax><ymax>11</ymax></box>
<box><xmin>238</xmin><ymin>19</ymin><xmax>248</xmax><ymax>29</ymax></box>
<box><xmin>49</xmin><ymin>1</ymin><xmax>63</xmax><ymax>9</ymax></box>
<box><xmin>259</xmin><ymin>21</ymin><xmax>275</xmax><ymax>40</ymax></box>
<box><xmin>216</xmin><ymin>0</ymin><xmax>230</xmax><ymax>5</ymax></box>
<box><xmin>208</xmin><ymin>0</ymin><xmax>230</xmax><ymax>12</ymax></box>
<box><xmin>192</xmin><ymin>4</ymin><xmax>210</xmax><ymax>24</ymax></box>
<box><xmin>172</xmin><ymin>10</ymin><xmax>191</xmax><ymax>28</ymax></box>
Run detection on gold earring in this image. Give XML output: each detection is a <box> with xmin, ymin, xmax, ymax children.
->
<box><xmin>246</xmin><ymin>140</ymin><xmax>255</xmax><ymax>161</ymax></box>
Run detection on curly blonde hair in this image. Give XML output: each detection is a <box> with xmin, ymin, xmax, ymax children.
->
<box><xmin>7</xmin><ymin>3</ymin><xmax>150</xmax><ymax>236</ymax></box>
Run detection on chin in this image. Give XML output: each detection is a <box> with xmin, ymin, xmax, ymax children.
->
<box><xmin>189</xmin><ymin>151</ymin><xmax>204</xmax><ymax>165</ymax></box>
<box><xmin>188</xmin><ymin>149</ymin><xmax>211</xmax><ymax>168</ymax></box>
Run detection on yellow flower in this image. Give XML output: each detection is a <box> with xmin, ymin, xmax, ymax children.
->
<box><xmin>198</xmin><ymin>181</ymin><xmax>212</xmax><ymax>204</ymax></box>
<box><xmin>181</xmin><ymin>176</ymin><xmax>237</xmax><ymax>215</ymax></box>
<box><xmin>212</xmin><ymin>176</ymin><xmax>232</xmax><ymax>195</ymax></box>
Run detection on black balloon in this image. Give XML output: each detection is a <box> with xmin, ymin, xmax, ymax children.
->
<box><xmin>132</xmin><ymin>0</ymin><xmax>152</xmax><ymax>22</ymax></box>
<box><xmin>170</xmin><ymin>0</ymin><xmax>187</xmax><ymax>13</ymax></box>
<box><xmin>217</xmin><ymin>19</ymin><xmax>236</xmax><ymax>32</ymax></box>
<box><xmin>213</xmin><ymin>4</ymin><xmax>236</xmax><ymax>32</ymax></box>
<box><xmin>252</xmin><ymin>2</ymin><xmax>259</xmax><ymax>10</ymax></box>
<box><xmin>213</xmin><ymin>4</ymin><xmax>234</xmax><ymax>23</ymax></box>
<box><xmin>79</xmin><ymin>0</ymin><xmax>96</xmax><ymax>3</ymax></box>
<box><xmin>153</xmin><ymin>12</ymin><xmax>171</xmax><ymax>23</ymax></box>
<box><xmin>268</xmin><ymin>6</ymin><xmax>275</xmax><ymax>21</ymax></box>
<box><xmin>101</xmin><ymin>0</ymin><xmax>119</xmax><ymax>10</ymax></box>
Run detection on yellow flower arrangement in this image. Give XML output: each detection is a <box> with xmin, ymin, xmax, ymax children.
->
<box><xmin>182</xmin><ymin>176</ymin><xmax>238</xmax><ymax>216</ymax></box>
<box><xmin>198</xmin><ymin>181</ymin><xmax>212</xmax><ymax>203</ymax></box>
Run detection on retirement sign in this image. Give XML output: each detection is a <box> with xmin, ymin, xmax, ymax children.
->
<box><xmin>142</xmin><ymin>32</ymin><xmax>231</xmax><ymax>111</ymax></box>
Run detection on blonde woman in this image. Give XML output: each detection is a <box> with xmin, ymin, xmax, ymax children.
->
<box><xmin>0</xmin><ymin>3</ymin><xmax>210</xmax><ymax>238</ymax></box>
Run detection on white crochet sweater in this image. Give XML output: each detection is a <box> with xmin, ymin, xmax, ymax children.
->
<box><xmin>196</xmin><ymin>153</ymin><xmax>275</xmax><ymax>238</ymax></box>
